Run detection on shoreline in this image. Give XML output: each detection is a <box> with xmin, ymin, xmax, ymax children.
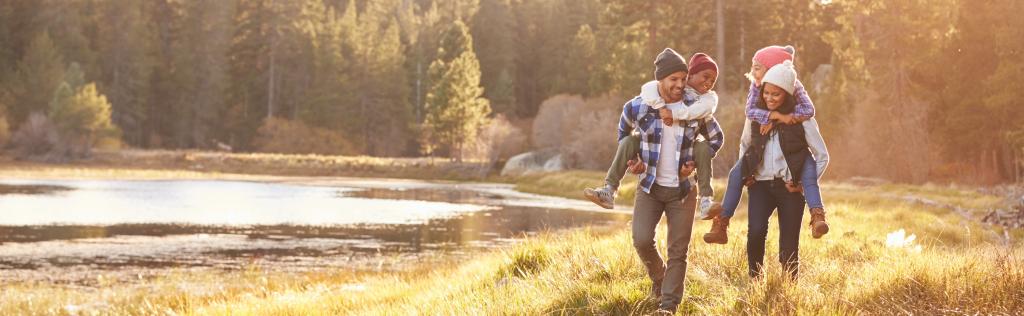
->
<box><xmin>1</xmin><ymin>162</ymin><xmax>1023</xmax><ymax>314</ymax></box>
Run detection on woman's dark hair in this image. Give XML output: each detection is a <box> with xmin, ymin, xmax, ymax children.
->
<box><xmin>756</xmin><ymin>83</ymin><xmax>796</xmax><ymax>114</ymax></box>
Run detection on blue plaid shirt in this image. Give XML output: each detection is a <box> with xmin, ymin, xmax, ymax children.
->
<box><xmin>618</xmin><ymin>90</ymin><xmax>725</xmax><ymax>194</ymax></box>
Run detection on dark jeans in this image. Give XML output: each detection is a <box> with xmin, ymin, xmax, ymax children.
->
<box><xmin>746</xmin><ymin>179</ymin><xmax>805</xmax><ymax>278</ymax></box>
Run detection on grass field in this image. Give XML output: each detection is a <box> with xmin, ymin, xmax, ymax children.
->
<box><xmin>1</xmin><ymin>164</ymin><xmax>1022</xmax><ymax>315</ymax></box>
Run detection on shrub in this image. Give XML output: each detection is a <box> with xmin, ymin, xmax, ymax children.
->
<box><xmin>532</xmin><ymin>94</ymin><xmax>622</xmax><ymax>169</ymax></box>
<box><xmin>9</xmin><ymin>112</ymin><xmax>59</xmax><ymax>159</ymax></box>
<box><xmin>531</xmin><ymin>94</ymin><xmax>584</xmax><ymax>149</ymax></box>
<box><xmin>0</xmin><ymin>113</ymin><xmax>9</xmax><ymax>149</ymax></box>
<box><xmin>48</xmin><ymin>82</ymin><xmax>121</xmax><ymax>159</ymax></box>
<box><xmin>464</xmin><ymin>114</ymin><xmax>528</xmax><ymax>175</ymax></box>
<box><xmin>253</xmin><ymin>117</ymin><xmax>357</xmax><ymax>155</ymax></box>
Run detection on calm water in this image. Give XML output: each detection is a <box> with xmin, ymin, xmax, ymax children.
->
<box><xmin>0</xmin><ymin>179</ymin><xmax>628</xmax><ymax>283</ymax></box>
<box><xmin>0</xmin><ymin>179</ymin><xmax>492</xmax><ymax>226</ymax></box>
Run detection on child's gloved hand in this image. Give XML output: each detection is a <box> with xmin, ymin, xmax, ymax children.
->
<box><xmin>785</xmin><ymin>181</ymin><xmax>803</xmax><ymax>193</ymax></box>
<box><xmin>678</xmin><ymin>161</ymin><xmax>696</xmax><ymax>178</ymax></box>
<box><xmin>627</xmin><ymin>155</ymin><xmax>646</xmax><ymax>174</ymax></box>
<box><xmin>659</xmin><ymin>108</ymin><xmax>673</xmax><ymax>126</ymax></box>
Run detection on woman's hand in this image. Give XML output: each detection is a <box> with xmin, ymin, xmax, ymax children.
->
<box><xmin>785</xmin><ymin>181</ymin><xmax>803</xmax><ymax>193</ymax></box>
<box><xmin>760</xmin><ymin>122</ymin><xmax>774</xmax><ymax>135</ymax></box>
<box><xmin>769</xmin><ymin>111</ymin><xmax>799</xmax><ymax>125</ymax></box>
<box><xmin>659</xmin><ymin>108</ymin><xmax>673</xmax><ymax>126</ymax></box>
<box><xmin>626</xmin><ymin>154</ymin><xmax>646</xmax><ymax>174</ymax></box>
<box><xmin>743</xmin><ymin>177</ymin><xmax>756</xmax><ymax>187</ymax></box>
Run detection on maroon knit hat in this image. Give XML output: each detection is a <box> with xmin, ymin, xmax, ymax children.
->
<box><xmin>688</xmin><ymin>53</ymin><xmax>719</xmax><ymax>80</ymax></box>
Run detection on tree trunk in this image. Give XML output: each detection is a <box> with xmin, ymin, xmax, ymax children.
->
<box><xmin>416</xmin><ymin>60</ymin><xmax>423</xmax><ymax>122</ymax></box>
<box><xmin>716</xmin><ymin>0</ymin><xmax>725</xmax><ymax>74</ymax></box>
<box><xmin>738</xmin><ymin>16</ymin><xmax>745</xmax><ymax>92</ymax></box>
<box><xmin>267</xmin><ymin>27</ymin><xmax>277</xmax><ymax>120</ymax></box>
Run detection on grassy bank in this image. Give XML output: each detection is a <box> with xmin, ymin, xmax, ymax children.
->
<box><xmin>2</xmin><ymin>170</ymin><xmax>1021</xmax><ymax>315</ymax></box>
<box><xmin>0</xmin><ymin>150</ymin><xmax>494</xmax><ymax>181</ymax></box>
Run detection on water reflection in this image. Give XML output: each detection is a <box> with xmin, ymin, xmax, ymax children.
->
<box><xmin>0</xmin><ymin>183</ymin><xmax>72</xmax><ymax>195</ymax></box>
<box><xmin>0</xmin><ymin>179</ymin><xmax>491</xmax><ymax>226</ymax></box>
<box><xmin>0</xmin><ymin>180</ymin><xmax>628</xmax><ymax>281</ymax></box>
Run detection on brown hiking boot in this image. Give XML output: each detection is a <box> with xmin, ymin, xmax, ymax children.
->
<box><xmin>703</xmin><ymin>216</ymin><xmax>730</xmax><ymax>244</ymax></box>
<box><xmin>809</xmin><ymin>207</ymin><xmax>829</xmax><ymax>239</ymax></box>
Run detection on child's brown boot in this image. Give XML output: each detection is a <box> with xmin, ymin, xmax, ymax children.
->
<box><xmin>809</xmin><ymin>207</ymin><xmax>829</xmax><ymax>239</ymax></box>
<box><xmin>703</xmin><ymin>215</ymin><xmax>730</xmax><ymax>244</ymax></box>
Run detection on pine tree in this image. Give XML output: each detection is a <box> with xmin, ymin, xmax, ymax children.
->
<box><xmin>166</xmin><ymin>0</ymin><xmax>234</xmax><ymax>148</ymax></box>
<box><xmin>423</xmin><ymin>20</ymin><xmax>491</xmax><ymax>160</ymax></box>
<box><xmin>226</xmin><ymin>0</ymin><xmax>311</xmax><ymax>149</ymax></box>
<box><xmin>563</xmin><ymin>24</ymin><xmax>597</xmax><ymax>96</ymax></box>
<box><xmin>76</xmin><ymin>0</ymin><xmax>153</xmax><ymax>147</ymax></box>
<box><xmin>0</xmin><ymin>3</ymin><xmax>16</xmax><ymax>74</ymax></box>
<box><xmin>471</xmin><ymin>0</ymin><xmax>516</xmax><ymax>115</ymax></box>
<box><xmin>825</xmin><ymin>0</ymin><xmax>956</xmax><ymax>182</ymax></box>
<box><xmin>8</xmin><ymin>31</ymin><xmax>65</xmax><ymax>127</ymax></box>
<box><xmin>979</xmin><ymin>0</ymin><xmax>1024</xmax><ymax>181</ymax></box>
<box><xmin>296</xmin><ymin>0</ymin><xmax>351</xmax><ymax>131</ymax></box>
<box><xmin>38</xmin><ymin>0</ymin><xmax>99</xmax><ymax>78</ymax></box>
<box><xmin>408</xmin><ymin>2</ymin><xmax>443</xmax><ymax>124</ymax></box>
<box><xmin>49</xmin><ymin>82</ymin><xmax>119</xmax><ymax>157</ymax></box>
<box><xmin>359</xmin><ymin>16</ymin><xmax>411</xmax><ymax>156</ymax></box>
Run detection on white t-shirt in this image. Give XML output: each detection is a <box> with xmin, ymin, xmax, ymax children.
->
<box><xmin>655</xmin><ymin>101</ymin><xmax>684</xmax><ymax>187</ymax></box>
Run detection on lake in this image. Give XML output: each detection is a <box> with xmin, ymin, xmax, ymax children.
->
<box><xmin>0</xmin><ymin>178</ymin><xmax>629</xmax><ymax>285</ymax></box>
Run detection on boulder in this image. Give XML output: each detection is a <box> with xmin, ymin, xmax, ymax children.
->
<box><xmin>501</xmin><ymin>150</ymin><xmax>564</xmax><ymax>176</ymax></box>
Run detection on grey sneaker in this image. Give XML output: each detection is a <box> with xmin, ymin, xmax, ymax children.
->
<box><xmin>583</xmin><ymin>185</ymin><xmax>616</xmax><ymax>209</ymax></box>
<box><xmin>697</xmin><ymin>196</ymin><xmax>723</xmax><ymax>220</ymax></box>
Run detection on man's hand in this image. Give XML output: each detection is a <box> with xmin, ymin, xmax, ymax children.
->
<box><xmin>785</xmin><ymin>181</ymin><xmax>803</xmax><ymax>193</ymax></box>
<box><xmin>743</xmin><ymin>177</ymin><xmax>756</xmax><ymax>187</ymax></box>
<box><xmin>627</xmin><ymin>154</ymin><xmax>646</xmax><ymax>174</ymax></box>
<box><xmin>659</xmin><ymin>108</ymin><xmax>673</xmax><ymax>126</ymax></box>
<box><xmin>769</xmin><ymin>111</ymin><xmax>798</xmax><ymax>125</ymax></box>
<box><xmin>760</xmin><ymin>122</ymin><xmax>774</xmax><ymax>135</ymax></box>
<box><xmin>679</xmin><ymin>161</ymin><xmax>696</xmax><ymax>178</ymax></box>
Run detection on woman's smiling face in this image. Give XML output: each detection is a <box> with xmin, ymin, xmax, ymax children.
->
<box><xmin>762</xmin><ymin>83</ymin><xmax>787</xmax><ymax>111</ymax></box>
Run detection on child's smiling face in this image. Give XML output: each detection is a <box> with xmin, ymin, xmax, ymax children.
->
<box><xmin>688</xmin><ymin>69</ymin><xmax>717</xmax><ymax>94</ymax></box>
<box><xmin>762</xmin><ymin>83</ymin><xmax>787</xmax><ymax>110</ymax></box>
<box><xmin>749</xmin><ymin>61</ymin><xmax>768</xmax><ymax>86</ymax></box>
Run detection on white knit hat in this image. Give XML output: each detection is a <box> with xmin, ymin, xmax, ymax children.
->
<box><xmin>761</xmin><ymin>60</ymin><xmax>797</xmax><ymax>95</ymax></box>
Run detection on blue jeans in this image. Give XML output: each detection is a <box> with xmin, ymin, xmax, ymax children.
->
<box><xmin>721</xmin><ymin>157</ymin><xmax>824</xmax><ymax>218</ymax></box>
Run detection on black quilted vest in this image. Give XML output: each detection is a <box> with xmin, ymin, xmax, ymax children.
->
<box><xmin>740</xmin><ymin>120</ymin><xmax>810</xmax><ymax>183</ymax></box>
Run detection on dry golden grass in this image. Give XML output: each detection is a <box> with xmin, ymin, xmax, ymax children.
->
<box><xmin>1</xmin><ymin>168</ymin><xmax>1021</xmax><ymax>315</ymax></box>
<box><xmin>0</xmin><ymin>149</ymin><xmax>494</xmax><ymax>181</ymax></box>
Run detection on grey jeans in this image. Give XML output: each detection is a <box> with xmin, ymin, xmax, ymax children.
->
<box><xmin>632</xmin><ymin>183</ymin><xmax>697</xmax><ymax>310</ymax></box>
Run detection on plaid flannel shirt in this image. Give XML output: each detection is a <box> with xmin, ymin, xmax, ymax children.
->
<box><xmin>745</xmin><ymin>79</ymin><xmax>815</xmax><ymax>125</ymax></box>
<box><xmin>618</xmin><ymin>90</ymin><xmax>725</xmax><ymax>194</ymax></box>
